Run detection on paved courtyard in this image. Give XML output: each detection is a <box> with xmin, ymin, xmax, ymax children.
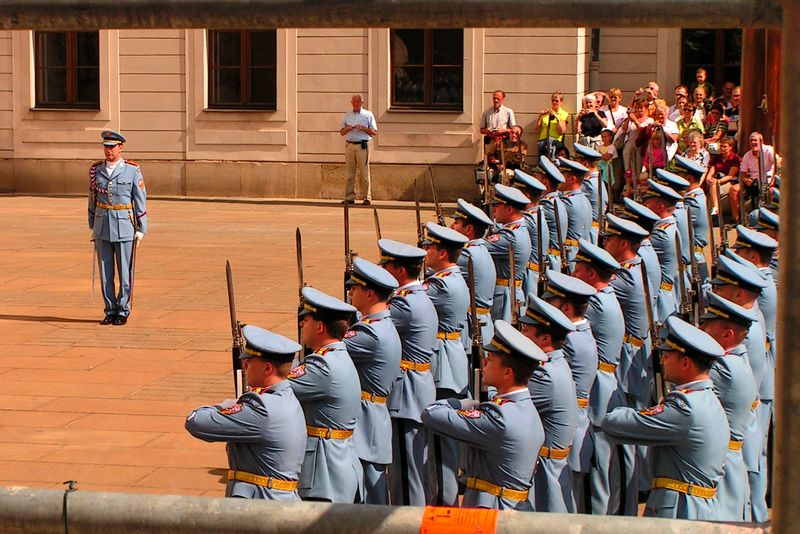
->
<box><xmin>0</xmin><ymin>195</ymin><xmax>432</xmax><ymax>496</ymax></box>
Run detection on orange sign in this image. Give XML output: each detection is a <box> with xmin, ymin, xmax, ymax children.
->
<box><xmin>419</xmin><ymin>506</ymin><xmax>498</xmax><ymax>534</ymax></box>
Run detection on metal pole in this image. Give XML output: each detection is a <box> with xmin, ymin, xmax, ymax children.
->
<box><xmin>772</xmin><ymin>0</ymin><xmax>797</xmax><ymax>530</ymax></box>
<box><xmin>0</xmin><ymin>487</ymin><xmax>767</xmax><ymax>534</ymax></box>
<box><xmin>0</xmin><ymin>0</ymin><xmax>781</xmax><ymax>30</ymax></box>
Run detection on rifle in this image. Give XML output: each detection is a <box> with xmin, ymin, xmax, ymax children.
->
<box><xmin>296</xmin><ymin>228</ymin><xmax>306</xmax><ymax>348</ymax></box>
<box><xmin>706</xmin><ymin>192</ymin><xmax>719</xmax><ymax>278</ymax></box>
<box><xmin>715</xmin><ymin>179</ymin><xmax>728</xmax><ymax>253</ymax></box>
<box><xmin>343</xmin><ymin>198</ymin><xmax>354</xmax><ymax>301</ymax></box>
<box><xmin>373</xmin><ymin>208</ymin><xmax>382</xmax><ymax>241</ymax></box>
<box><xmin>90</xmin><ymin>238</ymin><xmax>96</xmax><ymax>301</ymax></box>
<box><xmin>536</xmin><ymin>207</ymin><xmax>547</xmax><ymax>296</ymax></box>
<box><xmin>509</xmin><ymin>242</ymin><xmax>519</xmax><ymax>327</ymax></box>
<box><xmin>675</xmin><ymin>233</ymin><xmax>692</xmax><ymax>322</ymax></box>
<box><xmin>128</xmin><ymin>211</ymin><xmax>140</xmax><ymax>311</ymax></box>
<box><xmin>467</xmin><ymin>256</ymin><xmax>484</xmax><ymax>400</ymax></box>
<box><xmin>413</xmin><ymin>177</ymin><xmax>424</xmax><ymax>247</ymax></box>
<box><xmin>552</xmin><ymin>196</ymin><xmax>569</xmax><ymax>274</ymax></box>
<box><xmin>428</xmin><ymin>166</ymin><xmax>445</xmax><ymax>226</ymax></box>
<box><xmin>225</xmin><ymin>260</ymin><xmax>245</xmax><ymax>398</ymax></box>
<box><xmin>597</xmin><ymin>170</ymin><xmax>606</xmax><ymax>241</ymax></box>
<box><xmin>482</xmin><ymin>138</ymin><xmax>491</xmax><ymax>211</ymax></box>
<box><xmin>685</xmin><ymin>204</ymin><xmax>702</xmax><ymax>325</ymax></box>
<box><xmin>640</xmin><ymin>261</ymin><xmax>666</xmax><ymax>401</ymax></box>
<box><xmin>757</xmin><ymin>140</ymin><xmax>767</xmax><ymax>211</ymax></box>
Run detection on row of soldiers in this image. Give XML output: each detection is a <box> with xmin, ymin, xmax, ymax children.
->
<box><xmin>185</xmin><ymin>143</ymin><xmax>780</xmax><ymax>521</ymax></box>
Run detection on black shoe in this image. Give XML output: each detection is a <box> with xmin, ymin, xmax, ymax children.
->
<box><xmin>100</xmin><ymin>314</ymin><xmax>115</xmax><ymax>325</ymax></box>
<box><xmin>362</xmin><ymin>199</ymin><xmax>371</xmax><ymax>206</ymax></box>
<box><xmin>112</xmin><ymin>315</ymin><xmax>128</xmax><ymax>326</ymax></box>
<box><xmin>341</xmin><ymin>199</ymin><xmax>354</xmax><ymax>205</ymax></box>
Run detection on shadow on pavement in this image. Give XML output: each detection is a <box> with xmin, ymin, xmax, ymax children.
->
<box><xmin>0</xmin><ymin>314</ymin><xmax>99</xmax><ymax>324</ymax></box>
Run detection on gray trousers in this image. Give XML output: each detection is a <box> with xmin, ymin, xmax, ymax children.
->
<box><xmin>389</xmin><ymin>418</ymin><xmax>428</xmax><ymax>506</ymax></box>
<box><xmin>96</xmin><ymin>238</ymin><xmax>133</xmax><ymax>317</ymax></box>
<box><xmin>361</xmin><ymin>459</ymin><xmax>389</xmax><ymax>505</ymax></box>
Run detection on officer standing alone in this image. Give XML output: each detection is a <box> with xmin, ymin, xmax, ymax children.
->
<box><xmin>88</xmin><ymin>130</ymin><xmax>147</xmax><ymax>326</ymax></box>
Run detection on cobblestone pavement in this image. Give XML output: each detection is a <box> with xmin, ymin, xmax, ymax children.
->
<box><xmin>0</xmin><ymin>196</ymin><xmax>431</xmax><ymax>496</ymax></box>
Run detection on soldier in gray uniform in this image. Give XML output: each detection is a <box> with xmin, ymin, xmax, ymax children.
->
<box><xmin>572</xmin><ymin>239</ymin><xmax>625</xmax><ymax>515</ymax></box>
<box><xmin>540</xmin><ymin>270</ymin><xmax>597</xmax><ymax>512</ymax></box>
<box><xmin>379</xmin><ymin>239</ymin><xmax>438</xmax><ymax>506</ymax></box>
<box><xmin>619</xmin><ymin>198</ymin><xmax>661</xmax><ymax>316</ymax></box>
<box><xmin>700</xmin><ymin>292</ymin><xmax>759</xmax><ymax>521</ymax></box>
<box><xmin>88</xmin><ymin>130</ymin><xmax>148</xmax><ymax>326</ymax></box>
<box><xmin>422</xmin><ymin>320</ymin><xmax>547</xmax><ymax>511</ymax></box>
<box><xmin>753</xmin><ymin>207</ymin><xmax>779</xmax><ymax>282</ymax></box>
<box><xmin>452</xmin><ymin>198</ymin><xmax>497</xmax><ymax>347</ymax></box>
<box><xmin>558</xmin><ymin>157</ymin><xmax>593</xmax><ymax>268</ymax></box>
<box><xmin>519</xmin><ymin>294</ymin><xmax>578</xmax><ymax>513</ymax></box>
<box><xmin>573</xmin><ymin>144</ymin><xmax>608</xmax><ymax>245</ymax></box>
<box><xmin>344</xmin><ymin>258</ymin><xmax>402</xmax><ymax>504</ymax></box>
<box><xmin>185</xmin><ymin>325</ymin><xmax>306</xmax><ymax>500</ymax></box>
<box><xmin>421</xmin><ymin>222</ymin><xmax>470</xmax><ymax>506</ymax></box>
<box><xmin>485</xmin><ymin>184</ymin><xmax>532</xmax><ymax>323</ymax></box>
<box><xmin>602</xmin><ymin>316</ymin><xmax>730</xmax><ymax>521</ymax></box>
<box><xmin>534</xmin><ymin>156</ymin><xmax>568</xmax><ymax>273</ymax></box>
<box><xmin>289</xmin><ymin>287</ymin><xmax>363</xmax><ymax>503</ymax></box>
<box><xmin>511</xmin><ymin>168</ymin><xmax>549</xmax><ymax>298</ymax></box>
<box><xmin>731</xmin><ymin>231</ymin><xmax>778</xmax><ymax>524</ymax></box>
<box><xmin>711</xmin><ymin>255</ymin><xmax>768</xmax><ymax>521</ymax></box>
<box><xmin>674</xmin><ymin>155</ymin><xmax>710</xmax><ymax>288</ymax></box>
<box><xmin>642</xmin><ymin>180</ymin><xmax>684</xmax><ymax>324</ymax></box>
<box><xmin>602</xmin><ymin>213</ymin><xmax>651</xmax><ymax>515</ymax></box>
<box><xmin>653</xmin><ymin>169</ymin><xmax>691</xmax><ymax>272</ymax></box>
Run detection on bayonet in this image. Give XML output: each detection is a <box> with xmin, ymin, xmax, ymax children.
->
<box><xmin>675</xmin><ymin>232</ymin><xmax>691</xmax><ymax>322</ymax></box>
<box><xmin>373</xmin><ymin>208</ymin><xmax>382</xmax><ymax>240</ymax></box>
<box><xmin>509</xmin><ymin>242</ymin><xmax>519</xmax><ymax>327</ymax></box>
<box><xmin>706</xmin><ymin>192</ymin><xmax>719</xmax><ymax>278</ymax></box>
<box><xmin>428</xmin><ymin>166</ymin><xmax>445</xmax><ymax>226</ymax></box>
<box><xmin>640</xmin><ymin>261</ymin><xmax>666</xmax><ymax>401</ymax></box>
<box><xmin>715</xmin><ymin>180</ymin><xmax>728</xmax><ymax>253</ymax></box>
<box><xmin>414</xmin><ymin>177</ymin><xmax>424</xmax><ymax>248</ymax></box>
<box><xmin>467</xmin><ymin>256</ymin><xmax>483</xmax><ymax>400</ymax></box>
<box><xmin>343</xmin><ymin>198</ymin><xmax>354</xmax><ymax>301</ymax></box>
<box><xmin>225</xmin><ymin>260</ymin><xmax>245</xmax><ymax>398</ymax></box>
<box><xmin>685</xmin><ymin>204</ymin><xmax>702</xmax><ymax>325</ymax></box>
<box><xmin>537</xmin><ymin>207</ymin><xmax>547</xmax><ymax>296</ymax></box>
<box><xmin>552</xmin><ymin>196</ymin><xmax>568</xmax><ymax>274</ymax></box>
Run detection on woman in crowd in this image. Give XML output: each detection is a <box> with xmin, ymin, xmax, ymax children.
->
<box><xmin>704</xmin><ymin>136</ymin><xmax>740</xmax><ymax>216</ymax></box>
<box><xmin>614</xmin><ymin>99</ymin><xmax>653</xmax><ymax>197</ymax></box>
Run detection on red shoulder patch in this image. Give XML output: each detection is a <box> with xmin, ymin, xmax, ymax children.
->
<box><xmin>493</xmin><ymin>398</ymin><xmax>512</xmax><ymax>406</ymax></box>
<box><xmin>288</xmin><ymin>364</ymin><xmax>306</xmax><ymax>379</ymax></box>
<box><xmin>138</xmin><ymin>178</ymin><xmax>145</xmax><ymax>190</ymax></box>
<box><xmin>639</xmin><ymin>404</ymin><xmax>665</xmax><ymax>416</ymax></box>
<box><xmin>458</xmin><ymin>408</ymin><xmax>483</xmax><ymax>419</ymax></box>
<box><xmin>218</xmin><ymin>403</ymin><xmax>243</xmax><ymax>415</ymax></box>
<box><xmin>126</xmin><ymin>159</ymin><xmax>140</xmax><ymax>167</ymax></box>
<box><xmin>314</xmin><ymin>347</ymin><xmax>333</xmax><ymax>356</ymax></box>
<box><xmin>396</xmin><ymin>289</ymin><xmax>412</xmax><ymax>297</ymax></box>
<box><xmin>343</xmin><ymin>330</ymin><xmax>357</xmax><ymax>339</ymax></box>
<box><xmin>434</xmin><ymin>271</ymin><xmax>452</xmax><ymax>278</ymax></box>
<box><xmin>507</xmin><ymin>224</ymin><xmax>521</xmax><ymax>230</ymax></box>
<box><xmin>362</xmin><ymin>317</ymin><xmax>380</xmax><ymax>324</ymax></box>
<box><xmin>487</xmin><ymin>234</ymin><xmax>501</xmax><ymax>242</ymax></box>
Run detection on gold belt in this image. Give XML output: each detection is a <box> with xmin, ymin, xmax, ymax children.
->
<box><xmin>466</xmin><ymin>476</ymin><xmax>529</xmax><ymax>501</ymax></box>
<box><xmin>437</xmin><ymin>331</ymin><xmax>461</xmax><ymax>340</ymax></box>
<box><xmin>694</xmin><ymin>245</ymin><xmax>704</xmax><ymax>254</ymax></box>
<box><xmin>476</xmin><ymin>306</ymin><xmax>491</xmax><ymax>315</ymax></box>
<box><xmin>527</xmin><ymin>261</ymin><xmax>539</xmax><ymax>272</ymax></box>
<box><xmin>228</xmin><ymin>470</ymin><xmax>298</xmax><ymax>491</ymax></box>
<box><xmin>539</xmin><ymin>446</ymin><xmax>571</xmax><ymax>460</ymax></box>
<box><xmin>598</xmin><ymin>361</ymin><xmax>618</xmax><ymax>373</ymax></box>
<box><xmin>548</xmin><ymin>247</ymin><xmax>561</xmax><ymax>256</ymax></box>
<box><xmin>652</xmin><ymin>477</ymin><xmax>716</xmax><ymax>499</ymax></box>
<box><xmin>496</xmin><ymin>278</ymin><xmax>522</xmax><ymax>287</ymax></box>
<box><xmin>729</xmin><ymin>439</ymin><xmax>743</xmax><ymax>451</ymax></box>
<box><xmin>361</xmin><ymin>391</ymin><xmax>388</xmax><ymax>404</ymax></box>
<box><xmin>400</xmin><ymin>359</ymin><xmax>430</xmax><ymax>372</ymax></box>
<box><xmin>565</xmin><ymin>238</ymin><xmax>579</xmax><ymax>247</ymax></box>
<box><xmin>660</xmin><ymin>281</ymin><xmax>674</xmax><ymax>291</ymax></box>
<box><xmin>306</xmin><ymin>425</ymin><xmax>353</xmax><ymax>440</ymax></box>
<box><xmin>752</xmin><ymin>399</ymin><xmax>759</xmax><ymax>410</ymax></box>
<box><xmin>592</xmin><ymin>221</ymin><xmax>600</xmax><ymax>229</ymax></box>
<box><xmin>95</xmin><ymin>202</ymin><xmax>133</xmax><ymax>211</ymax></box>
<box><xmin>623</xmin><ymin>334</ymin><xmax>645</xmax><ymax>348</ymax></box>
<box><xmin>577</xmin><ymin>397</ymin><xmax>589</xmax><ymax>409</ymax></box>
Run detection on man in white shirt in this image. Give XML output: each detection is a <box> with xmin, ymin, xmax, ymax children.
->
<box><xmin>340</xmin><ymin>94</ymin><xmax>378</xmax><ymax>205</ymax></box>
<box><xmin>733</xmin><ymin>131</ymin><xmax>776</xmax><ymax>210</ymax></box>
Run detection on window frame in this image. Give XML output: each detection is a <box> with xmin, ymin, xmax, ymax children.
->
<box><xmin>33</xmin><ymin>30</ymin><xmax>100</xmax><ymax>110</ymax></box>
<box><xmin>389</xmin><ymin>28</ymin><xmax>463</xmax><ymax>112</ymax></box>
<box><xmin>207</xmin><ymin>29</ymin><xmax>278</xmax><ymax>111</ymax></box>
<box><xmin>681</xmin><ymin>28</ymin><xmax>742</xmax><ymax>91</ymax></box>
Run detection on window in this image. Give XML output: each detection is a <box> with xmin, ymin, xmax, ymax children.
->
<box><xmin>208</xmin><ymin>30</ymin><xmax>277</xmax><ymax>110</ymax></box>
<box><xmin>390</xmin><ymin>29</ymin><xmax>463</xmax><ymax>110</ymax></box>
<box><xmin>681</xmin><ymin>29</ymin><xmax>742</xmax><ymax>94</ymax></box>
<box><xmin>34</xmin><ymin>31</ymin><xmax>99</xmax><ymax>109</ymax></box>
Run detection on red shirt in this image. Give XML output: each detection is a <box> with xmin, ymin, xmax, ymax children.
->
<box><xmin>709</xmin><ymin>151</ymin><xmax>741</xmax><ymax>177</ymax></box>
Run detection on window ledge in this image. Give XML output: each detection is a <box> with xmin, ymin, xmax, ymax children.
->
<box><xmin>387</xmin><ymin>106</ymin><xmax>463</xmax><ymax>114</ymax></box>
<box><xmin>30</xmin><ymin>107</ymin><xmax>101</xmax><ymax>112</ymax></box>
<box><xmin>204</xmin><ymin>107</ymin><xmax>278</xmax><ymax>113</ymax></box>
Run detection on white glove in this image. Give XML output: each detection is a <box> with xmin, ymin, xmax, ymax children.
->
<box><xmin>134</xmin><ymin>231</ymin><xmax>144</xmax><ymax>245</ymax></box>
